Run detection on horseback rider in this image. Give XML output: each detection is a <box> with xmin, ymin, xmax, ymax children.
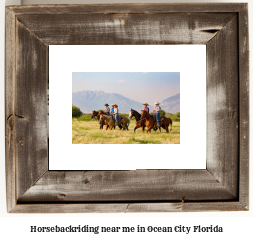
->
<box><xmin>153</xmin><ymin>102</ymin><xmax>161</xmax><ymax>128</ymax></box>
<box><xmin>104</xmin><ymin>103</ymin><xmax>110</xmax><ymax>115</ymax></box>
<box><xmin>110</xmin><ymin>104</ymin><xmax>115</xmax><ymax>114</ymax></box>
<box><xmin>113</xmin><ymin>104</ymin><xmax>119</xmax><ymax>126</ymax></box>
<box><xmin>143</xmin><ymin>102</ymin><xmax>149</xmax><ymax>113</ymax></box>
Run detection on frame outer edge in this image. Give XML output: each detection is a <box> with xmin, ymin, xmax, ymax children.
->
<box><xmin>10</xmin><ymin>202</ymin><xmax>247</xmax><ymax>213</ymax></box>
<box><xmin>5</xmin><ymin>7</ymin><xmax>17</xmax><ymax>212</ymax></box>
<box><xmin>238</xmin><ymin>4</ymin><xmax>249</xmax><ymax>209</ymax></box>
<box><xmin>6</xmin><ymin>3</ymin><xmax>249</xmax><ymax>14</ymax></box>
<box><xmin>5</xmin><ymin>3</ymin><xmax>249</xmax><ymax>213</ymax></box>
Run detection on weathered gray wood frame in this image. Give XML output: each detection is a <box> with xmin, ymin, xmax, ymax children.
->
<box><xmin>5</xmin><ymin>4</ymin><xmax>249</xmax><ymax>213</ymax></box>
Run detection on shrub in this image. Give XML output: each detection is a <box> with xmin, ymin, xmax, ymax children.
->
<box><xmin>165</xmin><ymin>112</ymin><xmax>180</xmax><ymax>122</ymax></box>
<box><xmin>77</xmin><ymin>114</ymin><xmax>93</xmax><ymax>121</ymax></box>
<box><xmin>177</xmin><ymin>112</ymin><xmax>180</xmax><ymax>118</ymax></box>
<box><xmin>72</xmin><ymin>105</ymin><xmax>82</xmax><ymax>118</ymax></box>
<box><xmin>160</xmin><ymin>109</ymin><xmax>166</xmax><ymax>117</ymax></box>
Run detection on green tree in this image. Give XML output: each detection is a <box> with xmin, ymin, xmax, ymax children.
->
<box><xmin>177</xmin><ymin>112</ymin><xmax>180</xmax><ymax>118</ymax></box>
<box><xmin>160</xmin><ymin>109</ymin><xmax>166</xmax><ymax>117</ymax></box>
<box><xmin>72</xmin><ymin>105</ymin><xmax>82</xmax><ymax>118</ymax></box>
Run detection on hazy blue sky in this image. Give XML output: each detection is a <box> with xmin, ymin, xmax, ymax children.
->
<box><xmin>72</xmin><ymin>72</ymin><xmax>180</xmax><ymax>105</ymax></box>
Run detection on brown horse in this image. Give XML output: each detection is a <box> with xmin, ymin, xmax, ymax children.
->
<box><xmin>100</xmin><ymin>115</ymin><xmax>116</xmax><ymax>130</ymax></box>
<box><xmin>152</xmin><ymin>115</ymin><xmax>173</xmax><ymax>133</ymax></box>
<box><xmin>117</xmin><ymin>116</ymin><xmax>130</xmax><ymax>130</ymax></box>
<box><xmin>160</xmin><ymin>117</ymin><xmax>173</xmax><ymax>133</ymax></box>
<box><xmin>103</xmin><ymin>111</ymin><xmax>124</xmax><ymax>130</ymax></box>
<box><xmin>91</xmin><ymin>110</ymin><xmax>100</xmax><ymax>121</ymax></box>
<box><xmin>91</xmin><ymin>110</ymin><xmax>107</xmax><ymax>129</ymax></box>
<box><xmin>98</xmin><ymin>110</ymin><xmax>108</xmax><ymax>129</ymax></box>
<box><xmin>140</xmin><ymin>110</ymin><xmax>155</xmax><ymax>133</ymax></box>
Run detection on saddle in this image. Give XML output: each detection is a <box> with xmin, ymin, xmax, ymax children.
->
<box><xmin>152</xmin><ymin>115</ymin><xmax>165</xmax><ymax>126</ymax></box>
<box><xmin>111</xmin><ymin>114</ymin><xmax>123</xmax><ymax>121</ymax></box>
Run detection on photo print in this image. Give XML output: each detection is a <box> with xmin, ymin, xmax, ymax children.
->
<box><xmin>72</xmin><ymin>72</ymin><xmax>180</xmax><ymax>144</ymax></box>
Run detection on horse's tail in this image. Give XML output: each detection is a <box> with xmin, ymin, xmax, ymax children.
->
<box><xmin>170</xmin><ymin>119</ymin><xmax>173</xmax><ymax>131</ymax></box>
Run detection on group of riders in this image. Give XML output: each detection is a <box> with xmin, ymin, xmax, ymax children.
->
<box><xmin>103</xmin><ymin>102</ymin><xmax>162</xmax><ymax>127</ymax></box>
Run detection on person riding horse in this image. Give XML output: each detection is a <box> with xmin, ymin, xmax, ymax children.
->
<box><xmin>110</xmin><ymin>104</ymin><xmax>115</xmax><ymax>114</ymax></box>
<box><xmin>104</xmin><ymin>103</ymin><xmax>110</xmax><ymax>115</ymax></box>
<box><xmin>143</xmin><ymin>102</ymin><xmax>149</xmax><ymax>113</ymax></box>
<box><xmin>113</xmin><ymin>104</ymin><xmax>119</xmax><ymax>126</ymax></box>
<box><xmin>153</xmin><ymin>102</ymin><xmax>161</xmax><ymax>129</ymax></box>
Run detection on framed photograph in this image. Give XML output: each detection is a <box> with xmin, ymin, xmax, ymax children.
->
<box><xmin>5</xmin><ymin>3</ymin><xmax>249</xmax><ymax>212</ymax></box>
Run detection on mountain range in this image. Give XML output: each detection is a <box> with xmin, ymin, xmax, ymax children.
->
<box><xmin>160</xmin><ymin>93</ymin><xmax>180</xmax><ymax>114</ymax></box>
<box><xmin>72</xmin><ymin>90</ymin><xmax>180</xmax><ymax>114</ymax></box>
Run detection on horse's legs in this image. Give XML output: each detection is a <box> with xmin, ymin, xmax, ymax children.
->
<box><xmin>142</xmin><ymin>126</ymin><xmax>145</xmax><ymax>132</ymax></box>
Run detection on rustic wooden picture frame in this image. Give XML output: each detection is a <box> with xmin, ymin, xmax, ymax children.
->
<box><xmin>5</xmin><ymin>3</ymin><xmax>249</xmax><ymax>213</ymax></box>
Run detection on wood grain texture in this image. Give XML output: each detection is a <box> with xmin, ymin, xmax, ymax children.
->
<box><xmin>10</xmin><ymin>202</ymin><xmax>247</xmax><ymax>213</ymax></box>
<box><xmin>15</xmin><ymin>20</ymin><xmax>48</xmax><ymax>200</ymax></box>
<box><xmin>238</xmin><ymin>4</ymin><xmax>249</xmax><ymax>209</ymax></box>
<box><xmin>18</xmin><ymin>170</ymin><xmax>236</xmax><ymax>202</ymax></box>
<box><xmin>206</xmin><ymin>16</ymin><xmax>239</xmax><ymax>198</ymax></box>
<box><xmin>16</xmin><ymin>13</ymin><xmax>236</xmax><ymax>45</ymax></box>
<box><xmin>7</xmin><ymin>3</ymin><xmax>246</xmax><ymax>15</ymax></box>
<box><xmin>5</xmin><ymin>7</ymin><xmax>16</xmax><ymax>212</ymax></box>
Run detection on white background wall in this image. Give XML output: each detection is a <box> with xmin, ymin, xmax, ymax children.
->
<box><xmin>1</xmin><ymin>0</ymin><xmax>252</xmax><ymax>236</ymax></box>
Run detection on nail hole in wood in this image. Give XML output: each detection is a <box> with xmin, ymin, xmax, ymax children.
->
<box><xmin>57</xmin><ymin>193</ymin><xmax>66</xmax><ymax>198</ymax></box>
<box><xmin>84</xmin><ymin>179</ymin><xmax>90</xmax><ymax>184</ymax></box>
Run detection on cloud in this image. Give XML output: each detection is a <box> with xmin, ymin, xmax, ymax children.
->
<box><xmin>116</xmin><ymin>80</ymin><xmax>126</xmax><ymax>83</ymax></box>
<box><xmin>143</xmin><ymin>72</ymin><xmax>148</xmax><ymax>74</ymax></box>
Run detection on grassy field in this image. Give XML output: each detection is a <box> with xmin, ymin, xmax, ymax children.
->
<box><xmin>72</xmin><ymin>113</ymin><xmax>180</xmax><ymax>144</ymax></box>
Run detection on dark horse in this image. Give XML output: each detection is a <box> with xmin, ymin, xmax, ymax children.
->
<box><xmin>91</xmin><ymin>110</ymin><xmax>122</xmax><ymax>130</ymax></box>
<box><xmin>134</xmin><ymin>118</ymin><xmax>146</xmax><ymax>132</ymax></box>
<box><xmin>91</xmin><ymin>110</ymin><xmax>107</xmax><ymax>129</ymax></box>
<box><xmin>152</xmin><ymin>115</ymin><xmax>173</xmax><ymax>133</ymax></box>
<box><xmin>91</xmin><ymin>110</ymin><xmax>101</xmax><ymax>121</ymax></box>
<box><xmin>129</xmin><ymin>108</ymin><xmax>146</xmax><ymax>132</ymax></box>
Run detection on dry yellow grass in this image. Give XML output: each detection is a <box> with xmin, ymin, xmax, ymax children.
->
<box><xmin>72</xmin><ymin>118</ymin><xmax>180</xmax><ymax>144</ymax></box>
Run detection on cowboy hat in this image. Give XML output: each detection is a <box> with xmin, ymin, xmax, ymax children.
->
<box><xmin>104</xmin><ymin>103</ymin><xmax>109</xmax><ymax>106</ymax></box>
<box><xmin>111</xmin><ymin>104</ymin><xmax>115</xmax><ymax>106</ymax></box>
<box><xmin>114</xmin><ymin>104</ymin><xmax>118</xmax><ymax>107</ymax></box>
<box><xmin>143</xmin><ymin>102</ymin><xmax>149</xmax><ymax>106</ymax></box>
<box><xmin>154</xmin><ymin>102</ymin><xmax>160</xmax><ymax>105</ymax></box>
